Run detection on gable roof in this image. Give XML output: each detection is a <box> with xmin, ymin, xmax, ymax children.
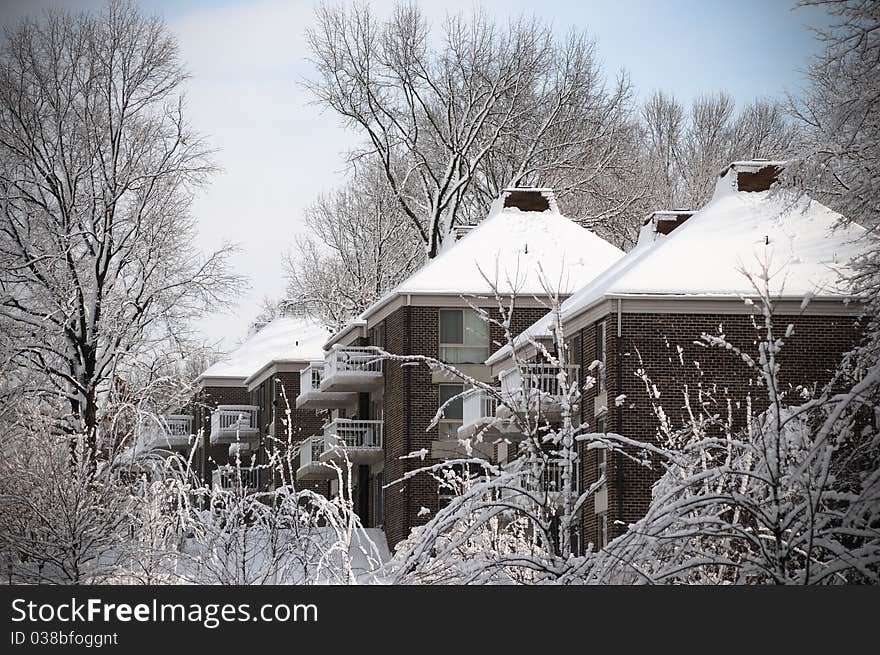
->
<box><xmin>326</xmin><ymin>189</ymin><xmax>625</xmax><ymax>347</ymax></box>
<box><xmin>488</xmin><ymin>178</ymin><xmax>868</xmax><ymax>367</ymax></box>
<box><xmin>197</xmin><ymin>315</ymin><xmax>330</xmax><ymax>385</ymax></box>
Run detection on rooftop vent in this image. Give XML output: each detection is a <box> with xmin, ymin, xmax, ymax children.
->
<box><xmin>501</xmin><ymin>187</ymin><xmax>559</xmax><ymax>213</ymax></box>
<box><xmin>718</xmin><ymin>160</ymin><xmax>786</xmax><ymax>193</ymax></box>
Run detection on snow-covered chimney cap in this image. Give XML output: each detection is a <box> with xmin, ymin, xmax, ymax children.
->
<box><xmin>717</xmin><ymin>160</ymin><xmax>787</xmax><ymax>193</ymax></box>
<box><xmin>501</xmin><ymin>187</ymin><xmax>559</xmax><ymax>213</ymax></box>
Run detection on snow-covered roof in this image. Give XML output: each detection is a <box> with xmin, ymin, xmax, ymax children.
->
<box><xmin>197</xmin><ymin>315</ymin><xmax>331</xmax><ymax>385</ymax></box>
<box><xmin>326</xmin><ymin>189</ymin><xmax>624</xmax><ymax>346</ymax></box>
<box><xmin>488</xmin><ymin>170</ymin><xmax>868</xmax><ymax>366</ymax></box>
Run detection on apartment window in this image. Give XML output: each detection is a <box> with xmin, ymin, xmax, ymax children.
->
<box><xmin>570</xmin><ymin>523</ymin><xmax>583</xmax><ymax>557</ymax></box>
<box><xmin>369</xmin><ymin>323</ymin><xmax>385</xmax><ymax>349</ymax></box>
<box><xmin>438</xmin><ymin>383</ymin><xmax>464</xmax><ymax>440</ymax></box>
<box><xmin>595</xmin><ymin>320</ymin><xmax>606</xmax><ymax>391</ymax></box>
<box><xmin>597</xmin><ymin>512</ymin><xmax>608</xmax><ymax>548</ymax></box>
<box><xmin>596</xmin><ymin>416</ymin><xmax>607</xmax><ymax>481</ymax></box>
<box><xmin>439</xmin><ymin>308</ymin><xmax>489</xmax><ymax>364</ymax></box>
<box><xmin>373</xmin><ymin>472</ymin><xmax>384</xmax><ymax>528</ymax></box>
<box><xmin>569</xmin><ymin>333</ymin><xmax>581</xmax><ymax>367</ymax></box>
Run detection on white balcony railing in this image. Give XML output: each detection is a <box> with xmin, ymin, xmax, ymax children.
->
<box><xmin>530</xmin><ymin>459</ymin><xmax>580</xmax><ymax>494</ymax></box>
<box><xmin>209</xmin><ymin>405</ymin><xmax>259</xmax><ymax>444</ymax></box>
<box><xmin>326</xmin><ymin>345</ymin><xmax>382</xmax><ymax>376</ymax></box>
<box><xmin>324</xmin><ymin>418</ymin><xmax>383</xmax><ymax>450</ymax></box>
<box><xmin>212</xmin><ymin>465</ymin><xmax>261</xmax><ymax>491</ymax></box>
<box><xmin>163</xmin><ymin>414</ymin><xmax>193</xmax><ymax>437</ymax></box>
<box><xmin>501</xmin><ymin>363</ymin><xmax>580</xmax><ymax>397</ymax></box>
<box><xmin>299</xmin><ymin>436</ymin><xmax>324</xmax><ymax>469</ymax></box>
<box><xmin>499</xmin><ymin>364</ymin><xmax>580</xmax><ymax>420</ymax></box>
<box><xmin>296</xmin><ymin>435</ymin><xmax>336</xmax><ymax>481</ymax></box>
<box><xmin>320</xmin><ymin>346</ymin><xmax>384</xmax><ymax>392</ymax></box>
<box><xmin>142</xmin><ymin>414</ymin><xmax>193</xmax><ymax>450</ymax></box>
<box><xmin>462</xmin><ymin>389</ymin><xmax>498</xmax><ymax>426</ymax></box>
<box><xmin>458</xmin><ymin>388</ymin><xmax>501</xmax><ymax>438</ymax></box>
<box><xmin>296</xmin><ymin>361</ymin><xmax>358</xmax><ymax>409</ymax></box>
<box><xmin>321</xmin><ymin>418</ymin><xmax>384</xmax><ymax>464</ymax></box>
<box><xmin>300</xmin><ymin>362</ymin><xmax>324</xmax><ymax>394</ymax></box>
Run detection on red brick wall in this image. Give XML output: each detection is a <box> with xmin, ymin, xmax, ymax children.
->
<box><xmin>195</xmin><ymin>377</ymin><xmax>329</xmax><ymax>495</ymax></box>
<box><xmin>193</xmin><ymin>385</ymin><xmax>251</xmax><ymax>483</ymax></box>
<box><xmin>575</xmin><ymin>310</ymin><xmax>860</xmax><ymax>549</ymax></box>
<box><xmin>381</xmin><ymin>304</ymin><xmax>551</xmax><ymax>549</ymax></box>
<box><xmin>269</xmin><ymin>371</ymin><xmax>328</xmax><ymax>495</ymax></box>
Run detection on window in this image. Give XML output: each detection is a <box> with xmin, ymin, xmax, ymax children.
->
<box><xmin>438</xmin><ymin>383</ymin><xmax>463</xmax><ymax>440</ymax></box>
<box><xmin>373</xmin><ymin>472</ymin><xmax>384</xmax><ymax>528</ymax></box>
<box><xmin>595</xmin><ymin>320</ymin><xmax>606</xmax><ymax>391</ymax></box>
<box><xmin>597</xmin><ymin>512</ymin><xmax>608</xmax><ymax>548</ymax></box>
<box><xmin>439</xmin><ymin>309</ymin><xmax>489</xmax><ymax>364</ymax></box>
<box><xmin>570</xmin><ymin>334</ymin><xmax>581</xmax><ymax>367</ymax></box>
<box><xmin>369</xmin><ymin>323</ymin><xmax>385</xmax><ymax>349</ymax></box>
<box><xmin>596</xmin><ymin>416</ymin><xmax>607</xmax><ymax>481</ymax></box>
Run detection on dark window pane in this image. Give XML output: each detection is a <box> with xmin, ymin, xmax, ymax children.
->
<box><xmin>439</xmin><ymin>384</ymin><xmax>463</xmax><ymax>420</ymax></box>
<box><xmin>439</xmin><ymin>309</ymin><xmax>463</xmax><ymax>343</ymax></box>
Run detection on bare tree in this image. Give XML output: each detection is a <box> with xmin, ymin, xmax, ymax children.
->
<box><xmin>283</xmin><ymin>162</ymin><xmax>424</xmax><ymax>331</ymax></box>
<box><xmin>640</xmin><ymin>91</ymin><xmax>800</xmax><ymax>210</ymax></box>
<box><xmin>786</xmin><ymin>0</ymin><xmax>880</xmax><ymax>373</ymax></box>
<box><xmin>0</xmin><ymin>410</ymin><xmax>131</xmax><ymax>584</ymax></box>
<box><xmin>305</xmin><ymin>1</ymin><xmax>638</xmax><ymax>257</ymax></box>
<box><xmin>0</xmin><ymin>1</ymin><xmax>243</xmax><ymax>447</ymax></box>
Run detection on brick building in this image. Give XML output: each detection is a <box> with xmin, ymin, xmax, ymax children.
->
<box><xmin>293</xmin><ymin>188</ymin><xmax>624</xmax><ymax>548</ymax></box>
<box><xmin>191</xmin><ymin>315</ymin><xmax>330</xmax><ymax>491</ymax></box>
<box><xmin>485</xmin><ymin>161</ymin><xmax>868</xmax><ymax>551</ymax></box>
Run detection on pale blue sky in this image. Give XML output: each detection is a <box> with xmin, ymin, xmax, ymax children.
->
<box><xmin>1</xmin><ymin>1</ymin><xmax>833</xmax><ymax>348</ymax></box>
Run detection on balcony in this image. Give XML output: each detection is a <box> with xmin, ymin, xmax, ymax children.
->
<box><xmin>320</xmin><ymin>346</ymin><xmax>383</xmax><ymax>393</ymax></box>
<box><xmin>458</xmin><ymin>388</ymin><xmax>504</xmax><ymax>438</ymax></box>
<box><xmin>209</xmin><ymin>405</ymin><xmax>260</xmax><ymax>445</ymax></box>
<box><xmin>527</xmin><ymin>459</ymin><xmax>581</xmax><ymax>496</ymax></box>
<box><xmin>144</xmin><ymin>414</ymin><xmax>194</xmax><ymax>450</ymax></box>
<box><xmin>212</xmin><ymin>464</ymin><xmax>262</xmax><ymax>492</ymax></box>
<box><xmin>296</xmin><ymin>436</ymin><xmax>335</xmax><ymax>481</ymax></box>
<box><xmin>498</xmin><ymin>363</ymin><xmax>580</xmax><ymax>419</ymax></box>
<box><xmin>320</xmin><ymin>418</ymin><xmax>384</xmax><ymax>465</ymax></box>
<box><xmin>295</xmin><ymin>361</ymin><xmax>357</xmax><ymax>410</ymax></box>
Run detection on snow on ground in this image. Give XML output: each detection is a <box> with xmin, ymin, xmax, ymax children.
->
<box><xmin>197</xmin><ymin>315</ymin><xmax>331</xmax><ymax>382</ymax></box>
<box><xmin>172</xmin><ymin>525</ymin><xmax>392</xmax><ymax>585</ymax></box>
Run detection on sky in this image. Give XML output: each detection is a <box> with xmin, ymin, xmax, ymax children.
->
<box><xmin>0</xmin><ymin>0</ymin><xmax>835</xmax><ymax>351</ymax></box>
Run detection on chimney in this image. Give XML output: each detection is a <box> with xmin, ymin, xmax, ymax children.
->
<box><xmin>247</xmin><ymin>319</ymin><xmax>268</xmax><ymax>337</ymax></box>
<box><xmin>636</xmin><ymin>209</ymin><xmax>694</xmax><ymax>247</ymax></box>
<box><xmin>717</xmin><ymin>159</ymin><xmax>786</xmax><ymax>193</ymax></box>
<box><xmin>451</xmin><ymin>224</ymin><xmax>476</xmax><ymax>241</ymax></box>
<box><xmin>501</xmin><ymin>187</ymin><xmax>559</xmax><ymax>213</ymax></box>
